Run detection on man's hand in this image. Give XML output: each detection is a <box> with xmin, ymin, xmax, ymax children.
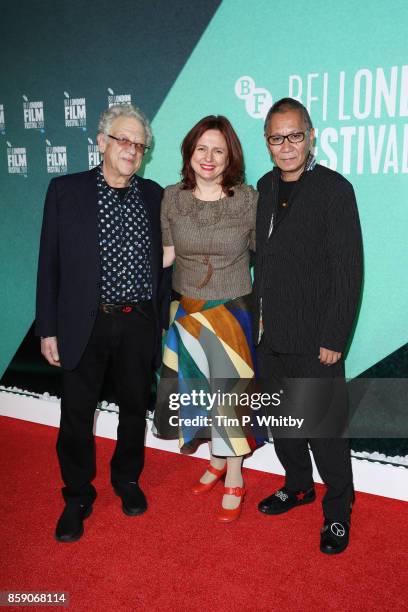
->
<box><xmin>319</xmin><ymin>347</ymin><xmax>342</xmax><ymax>366</ymax></box>
<box><xmin>41</xmin><ymin>336</ymin><xmax>61</xmax><ymax>367</ymax></box>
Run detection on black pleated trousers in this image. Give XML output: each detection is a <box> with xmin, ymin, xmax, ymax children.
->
<box><xmin>57</xmin><ymin>305</ymin><xmax>156</xmax><ymax>506</ymax></box>
<box><xmin>257</xmin><ymin>346</ymin><xmax>354</xmax><ymax>522</ymax></box>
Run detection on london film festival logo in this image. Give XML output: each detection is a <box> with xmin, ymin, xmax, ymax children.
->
<box><xmin>45</xmin><ymin>140</ymin><xmax>67</xmax><ymax>174</ymax></box>
<box><xmin>22</xmin><ymin>94</ymin><xmax>44</xmax><ymax>130</ymax></box>
<box><xmin>7</xmin><ymin>141</ymin><xmax>27</xmax><ymax>175</ymax></box>
<box><xmin>64</xmin><ymin>92</ymin><xmax>86</xmax><ymax>128</ymax></box>
<box><xmin>107</xmin><ymin>88</ymin><xmax>131</xmax><ymax>107</ymax></box>
<box><xmin>87</xmin><ymin>138</ymin><xmax>101</xmax><ymax>169</ymax></box>
<box><xmin>235</xmin><ymin>65</ymin><xmax>408</xmax><ymax>175</ymax></box>
<box><xmin>0</xmin><ymin>104</ymin><xmax>5</xmax><ymax>133</ymax></box>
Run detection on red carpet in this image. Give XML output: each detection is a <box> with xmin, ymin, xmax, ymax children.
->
<box><xmin>1</xmin><ymin>416</ymin><xmax>407</xmax><ymax>611</ymax></box>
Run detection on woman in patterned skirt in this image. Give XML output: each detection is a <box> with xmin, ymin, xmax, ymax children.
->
<box><xmin>154</xmin><ymin>115</ymin><xmax>258</xmax><ymax>522</ymax></box>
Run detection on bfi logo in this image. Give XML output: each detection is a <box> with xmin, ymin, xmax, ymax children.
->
<box><xmin>235</xmin><ymin>76</ymin><xmax>272</xmax><ymax>119</ymax></box>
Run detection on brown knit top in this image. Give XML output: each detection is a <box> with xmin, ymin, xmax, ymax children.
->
<box><xmin>161</xmin><ymin>182</ymin><xmax>258</xmax><ymax>300</ymax></box>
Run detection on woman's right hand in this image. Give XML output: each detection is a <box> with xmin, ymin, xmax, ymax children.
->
<box><xmin>163</xmin><ymin>245</ymin><xmax>176</xmax><ymax>268</ymax></box>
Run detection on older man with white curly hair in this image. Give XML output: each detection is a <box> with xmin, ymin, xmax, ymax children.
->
<box><xmin>36</xmin><ymin>104</ymin><xmax>170</xmax><ymax>541</ymax></box>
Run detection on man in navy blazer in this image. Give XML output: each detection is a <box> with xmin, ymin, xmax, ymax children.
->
<box><xmin>36</xmin><ymin>104</ymin><xmax>170</xmax><ymax>542</ymax></box>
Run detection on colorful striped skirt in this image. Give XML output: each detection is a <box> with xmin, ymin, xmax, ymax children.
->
<box><xmin>153</xmin><ymin>293</ymin><xmax>258</xmax><ymax>456</ymax></box>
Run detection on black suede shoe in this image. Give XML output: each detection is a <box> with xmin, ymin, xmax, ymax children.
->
<box><xmin>114</xmin><ymin>483</ymin><xmax>147</xmax><ymax>516</ymax></box>
<box><xmin>320</xmin><ymin>520</ymin><xmax>350</xmax><ymax>554</ymax></box>
<box><xmin>258</xmin><ymin>486</ymin><xmax>316</xmax><ymax>515</ymax></box>
<box><xmin>55</xmin><ymin>503</ymin><xmax>93</xmax><ymax>542</ymax></box>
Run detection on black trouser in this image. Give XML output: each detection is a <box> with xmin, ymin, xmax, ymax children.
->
<box><xmin>57</xmin><ymin>304</ymin><xmax>156</xmax><ymax>506</ymax></box>
<box><xmin>257</xmin><ymin>346</ymin><xmax>354</xmax><ymax>522</ymax></box>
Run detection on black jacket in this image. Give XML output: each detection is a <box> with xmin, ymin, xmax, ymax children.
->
<box><xmin>253</xmin><ymin>163</ymin><xmax>363</xmax><ymax>354</ymax></box>
<box><xmin>35</xmin><ymin>167</ymin><xmax>171</xmax><ymax>370</ymax></box>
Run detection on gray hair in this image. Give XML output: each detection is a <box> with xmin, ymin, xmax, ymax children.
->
<box><xmin>98</xmin><ymin>104</ymin><xmax>153</xmax><ymax>146</ymax></box>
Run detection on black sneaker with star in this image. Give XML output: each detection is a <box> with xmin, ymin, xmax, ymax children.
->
<box><xmin>258</xmin><ymin>486</ymin><xmax>316</xmax><ymax>515</ymax></box>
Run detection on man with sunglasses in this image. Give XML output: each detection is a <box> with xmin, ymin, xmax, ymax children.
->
<box><xmin>253</xmin><ymin>98</ymin><xmax>363</xmax><ymax>554</ymax></box>
<box><xmin>36</xmin><ymin>104</ymin><xmax>170</xmax><ymax>541</ymax></box>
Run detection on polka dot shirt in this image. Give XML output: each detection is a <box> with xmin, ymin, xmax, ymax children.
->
<box><xmin>96</xmin><ymin>166</ymin><xmax>152</xmax><ymax>304</ymax></box>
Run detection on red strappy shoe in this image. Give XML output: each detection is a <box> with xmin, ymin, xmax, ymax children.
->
<box><xmin>191</xmin><ymin>464</ymin><xmax>227</xmax><ymax>495</ymax></box>
<box><xmin>217</xmin><ymin>486</ymin><xmax>246</xmax><ymax>522</ymax></box>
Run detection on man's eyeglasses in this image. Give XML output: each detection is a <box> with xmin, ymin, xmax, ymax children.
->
<box><xmin>108</xmin><ymin>134</ymin><xmax>150</xmax><ymax>154</ymax></box>
<box><xmin>266</xmin><ymin>130</ymin><xmax>310</xmax><ymax>146</ymax></box>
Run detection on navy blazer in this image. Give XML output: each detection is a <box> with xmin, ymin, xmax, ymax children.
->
<box><xmin>35</xmin><ymin>167</ymin><xmax>170</xmax><ymax>370</ymax></box>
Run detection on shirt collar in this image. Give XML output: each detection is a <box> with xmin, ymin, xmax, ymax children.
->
<box><xmin>97</xmin><ymin>163</ymin><xmax>139</xmax><ymax>192</ymax></box>
<box><xmin>305</xmin><ymin>153</ymin><xmax>317</xmax><ymax>172</ymax></box>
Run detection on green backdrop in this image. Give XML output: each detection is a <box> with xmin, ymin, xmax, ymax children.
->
<box><xmin>1</xmin><ymin>0</ymin><xmax>407</xmax><ymax>379</ymax></box>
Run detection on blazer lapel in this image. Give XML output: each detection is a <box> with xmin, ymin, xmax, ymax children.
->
<box><xmin>75</xmin><ymin>168</ymin><xmax>100</xmax><ymax>277</ymax></box>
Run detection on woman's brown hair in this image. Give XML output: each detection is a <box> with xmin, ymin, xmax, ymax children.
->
<box><xmin>181</xmin><ymin>115</ymin><xmax>244</xmax><ymax>195</ymax></box>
